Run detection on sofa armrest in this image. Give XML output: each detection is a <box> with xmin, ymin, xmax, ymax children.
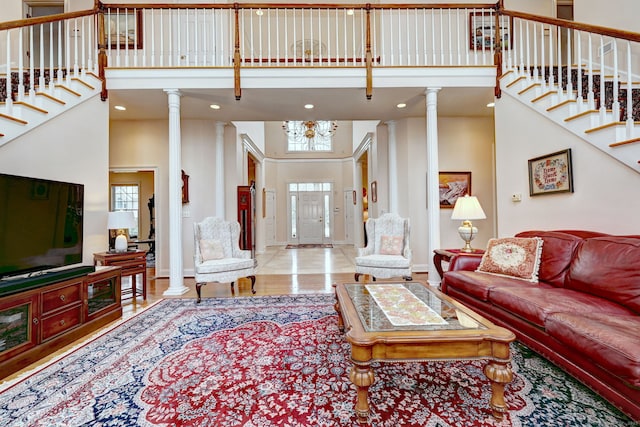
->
<box><xmin>448</xmin><ymin>254</ymin><xmax>483</xmax><ymax>271</ymax></box>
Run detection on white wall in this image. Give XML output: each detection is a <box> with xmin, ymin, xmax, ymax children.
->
<box><xmin>495</xmin><ymin>92</ymin><xmax>640</xmax><ymax>236</ymax></box>
<box><xmin>438</xmin><ymin>116</ymin><xmax>496</xmax><ymax>250</ymax></box>
<box><xmin>110</xmin><ymin>118</ymin><xmax>233</xmax><ymax>277</ymax></box>
<box><xmin>0</xmin><ymin>95</ymin><xmax>109</xmax><ymax>267</ymax></box>
<box><xmin>574</xmin><ymin>0</ymin><xmax>639</xmax><ymax>32</ymax></box>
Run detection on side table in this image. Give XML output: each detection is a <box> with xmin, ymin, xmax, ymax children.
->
<box><xmin>433</xmin><ymin>248</ymin><xmax>485</xmax><ymax>279</ymax></box>
<box><xmin>94</xmin><ymin>250</ymin><xmax>147</xmax><ymax>302</ymax></box>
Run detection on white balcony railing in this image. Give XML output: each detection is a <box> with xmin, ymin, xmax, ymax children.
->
<box><xmin>1</xmin><ymin>3</ymin><xmax>639</xmax><ymax>134</ymax></box>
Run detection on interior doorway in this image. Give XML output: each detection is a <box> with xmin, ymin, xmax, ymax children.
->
<box><xmin>109</xmin><ymin>169</ymin><xmax>156</xmax><ymax>266</ymax></box>
<box><xmin>23</xmin><ymin>2</ymin><xmax>64</xmax><ymax>68</ymax></box>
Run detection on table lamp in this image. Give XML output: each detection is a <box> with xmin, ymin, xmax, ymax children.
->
<box><xmin>108</xmin><ymin>211</ymin><xmax>136</xmax><ymax>252</ymax></box>
<box><xmin>451</xmin><ymin>195</ymin><xmax>486</xmax><ymax>253</ymax></box>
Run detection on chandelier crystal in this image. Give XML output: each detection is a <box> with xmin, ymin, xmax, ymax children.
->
<box><xmin>283</xmin><ymin>120</ymin><xmax>338</xmax><ymax>151</ymax></box>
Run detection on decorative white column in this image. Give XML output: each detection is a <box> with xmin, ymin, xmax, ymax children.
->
<box><xmin>386</xmin><ymin>120</ymin><xmax>398</xmax><ymax>213</ymax></box>
<box><xmin>254</xmin><ymin>160</ymin><xmax>263</xmax><ymax>254</ymax></box>
<box><xmin>215</xmin><ymin>121</ymin><xmax>226</xmax><ymax>218</ymax></box>
<box><xmin>163</xmin><ymin>89</ymin><xmax>189</xmax><ymax>296</ymax></box>
<box><xmin>425</xmin><ymin>88</ymin><xmax>442</xmax><ymax>287</ymax></box>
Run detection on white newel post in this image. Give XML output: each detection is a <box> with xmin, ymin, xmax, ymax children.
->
<box><xmin>386</xmin><ymin>120</ymin><xmax>398</xmax><ymax>213</ymax></box>
<box><xmin>215</xmin><ymin>121</ymin><xmax>226</xmax><ymax>218</ymax></box>
<box><xmin>425</xmin><ymin>88</ymin><xmax>442</xmax><ymax>287</ymax></box>
<box><xmin>164</xmin><ymin>89</ymin><xmax>189</xmax><ymax>296</ymax></box>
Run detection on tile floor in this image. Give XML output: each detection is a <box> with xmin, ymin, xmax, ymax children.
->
<box><xmin>255</xmin><ymin>244</ymin><xmax>358</xmax><ymax>275</ymax></box>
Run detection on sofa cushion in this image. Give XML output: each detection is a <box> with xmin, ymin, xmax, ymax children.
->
<box><xmin>476</xmin><ymin>237</ymin><xmax>543</xmax><ymax>282</ymax></box>
<box><xmin>516</xmin><ymin>230</ymin><xmax>583</xmax><ymax>287</ymax></box>
<box><xmin>488</xmin><ymin>287</ymin><xmax>634</xmax><ymax>328</ymax></box>
<box><xmin>565</xmin><ymin>237</ymin><xmax>640</xmax><ymax>314</ymax></box>
<box><xmin>443</xmin><ymin>270</ymin><xmax>553</xmax><ymax>301</ymax></box>
<box><xmin>545</xmin><ymin>312</ymin><xmax>640</xmax><ymax>388</ymax></box>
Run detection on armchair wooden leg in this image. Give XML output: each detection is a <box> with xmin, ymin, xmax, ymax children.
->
<box><xmin>403</xmin><ymin>276</ymin><xmax>413</xmax><ymax>281</ymax></box>
<box><xmin>355</xmin><ymin>273</ymin><xmax>361</xmax><ymax>282</ymax></box>
<box><xmin>249</xmin><ymin>275</ymin><xmax>256</xmax><ymax>294</ymax></box>
<box><xmin>230</xmin><ymin>282</ymin><xmax>235</xmax><ymax>295</ymax></box>
<box><xmin>196</xmin><ymin>282</ymin><xmax>205</xmax><ymax>303</ymax></box>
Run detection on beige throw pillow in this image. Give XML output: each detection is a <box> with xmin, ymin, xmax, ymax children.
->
<box><xmin>379</xmin><ymin>235</ymin><xmax>404</xmax><ymax>255</ymax></box>
<box><xmin>200</xmin><ymin>239</ymin><xmax>225</xmax><ymax>261</ymax></box>
<box><xmin>476</xmin><ymin>237</ymin><xmax>543</xmax><ymax>282</ymax></box>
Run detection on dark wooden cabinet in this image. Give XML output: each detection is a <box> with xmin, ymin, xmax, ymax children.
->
<box><xmin>0</xmin><ymin>267</ymin><xmax>122</xmax><ymax>380</ymax></box>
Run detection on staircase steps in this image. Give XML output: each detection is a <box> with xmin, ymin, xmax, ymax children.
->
<box><xmin>0</xmin><ymin>70</ymin><xmax>101</xmax><ymax>145</ymax></box>
<box><xmin>502</xmin><ymin>65</ymin><xmax>640</xmax><ymax>173</ymax></box>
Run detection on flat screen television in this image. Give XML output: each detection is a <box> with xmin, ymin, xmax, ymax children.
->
<box><xmin>0</xmin><ymin>173</ymin><xmax>84</xmax><ymax>279</ymax></box>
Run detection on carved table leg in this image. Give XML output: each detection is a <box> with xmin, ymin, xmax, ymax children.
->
<box><xmin>484</xmin><ymin>358</ymin><xmax>513</xmax><ymax>420</ymax></box>
<box><xmin>333</xmin><ymin>284</ymin><xmax>344</xmax><ymax>332</ymax></box>
<box><xmin>349</xmin><ymin>361</ymin><xmax>375</xmax><ymax>424</ymax></box>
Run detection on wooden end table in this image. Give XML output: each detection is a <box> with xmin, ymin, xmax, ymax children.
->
<box><xmin>433</xmin><ymin>248</ymin><xmax>485</xmax><ymax>279</ymax></box>
<box><xmin>94</xmin><ymin>250</ymin><xmax>147</xmax><ymax>302</ymax></box>
<box><xmin>334</xmin><ymin>281</ymin><xmax>514</xmax><ymax>424</ymax></box>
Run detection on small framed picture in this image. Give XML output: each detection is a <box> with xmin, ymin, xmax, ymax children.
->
<box><xmin>469</xmin><ymin>12</ymin><xmax>513</xmax><ymax>50</ymax></box>
<box><xmin>439</xmin><ymin>172</ymin><xmax>471</xmax><ymax>208</ymax></box>
<box><xmin>528</xmin><ymin>149</ymin><xmax>574</xmax><ymax>196</ymax></box>
<box><xmin>107</xmin><ymin>9</ymin><xmax>143</xmax><ymax>49</ymax></box>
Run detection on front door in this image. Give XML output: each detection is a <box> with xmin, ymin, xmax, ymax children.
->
<box><xmin>298</xmin><ymin>191</ymin><xmax>324</xmax><ymax>244</ymax></box>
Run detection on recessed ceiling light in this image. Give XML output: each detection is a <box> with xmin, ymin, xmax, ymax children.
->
<box><xmin>486</xmin><ymin>102</ymin><xmax>495</xmax><ymax>108</ymax></box>
<box><xmin>210</xmin><ymin>104</ymin><xmax>221</xmax><ymax>110</ymax></box>
<box><xmin>396</xmin><ymin>103</ymin><xmax>407</xmax><ymax>109</ymax></box>
<box><xmin>114</xmin><ymin>105</ymin><xmax>126</xmax><ymax>111</ymax></box>
<box><xmin>304</xmin><ymin>104</ymin><xmax>314</xmax><ymax>109</ymax></box>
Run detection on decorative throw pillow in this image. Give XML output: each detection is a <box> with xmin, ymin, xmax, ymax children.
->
<box><xmin>200</xmin><ymin>239</ymin><xmax>225</xmax><ymax>261</ymax></box>
<box><xmin>379</xmin><ymin>235</ymin><xmax>404</xmax><ymax>255</ymax></box>
<box><xmin>476</xmin><ymin>237</ymin><xmax>543</xmax><ymax>282</ymax></box>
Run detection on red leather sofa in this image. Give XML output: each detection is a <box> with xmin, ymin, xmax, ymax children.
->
<box><xmin>441</xmin><ymin>230</ymin><xmax>640</xmax><ymax>421</ymax></box>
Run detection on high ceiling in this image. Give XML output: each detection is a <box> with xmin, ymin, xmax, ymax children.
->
<box><xmin>107</xmin><ymin>86</ymin><xmax>495</xmax><ymax>122</ymax></box>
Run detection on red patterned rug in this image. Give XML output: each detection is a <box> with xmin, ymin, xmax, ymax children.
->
<box><xmin>0</xmin><ymin>295</ymin><xmax>634</xmax><ymax>426</ymax></box>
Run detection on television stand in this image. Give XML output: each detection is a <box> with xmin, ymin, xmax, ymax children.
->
<box><xmin>0</xmin><ymin>267</ymin><xmax>122</xmax><ymax>380</ymax></box>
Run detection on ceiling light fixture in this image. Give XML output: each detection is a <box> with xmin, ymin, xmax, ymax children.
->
<box><xmin>114</xmin><ymin>105</ymin><xmax>126</xmax><ymax>111</ymax></box>
<box><xmin>304</xmin><ymin>104</ymin><xmax>314</xmax><ymax>109</ymax></box>
<box><xmin>396</xmin><ymin>103</ymin><xmax>407</xmax><ymax>109</ymax></box>
<box><xmin>210</xmin><ymin>104</ymin><xmax>221</xmax><ymax>110</ymax></box>
<box><xmin>282</xmin><ymin>120</ymin><xmax>338</xmax><ymax>149</ymax></box>
<box><xmin>486</xmin><ymin>102</ymin><xmax>495</xmax><ymax>107</ymax></box>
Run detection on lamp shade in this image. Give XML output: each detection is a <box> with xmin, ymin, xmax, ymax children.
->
<box><xmin>107</xmin><ymin>211</ymin><xmax>136</xmax><ymax>230</ymax></box>
<box><xmin>451</xmin><ymin>195</ymin><xmax>486</xmax><ymax>221</ymax></box>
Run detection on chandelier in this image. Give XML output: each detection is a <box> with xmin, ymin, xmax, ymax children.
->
<box><xmin>282</xmin><ymin>120</ymin><xmax>338</xmax><ymax>150</ymax></box>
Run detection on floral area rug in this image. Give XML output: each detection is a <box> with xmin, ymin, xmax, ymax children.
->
<box><xmin>0</xmin><ymin>295</ymin><xmax>636</xmax><ymax>427</ymax></box>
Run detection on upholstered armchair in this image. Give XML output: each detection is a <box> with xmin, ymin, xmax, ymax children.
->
<box><xmin>193</xmin><ymin>217</ymin><xmax>256</xmax><ymax>302</ymax></box>
<box><xmin>354</xmin><ymin>213</ymin><xmax>412</xmax><ymax>282</ymax></box>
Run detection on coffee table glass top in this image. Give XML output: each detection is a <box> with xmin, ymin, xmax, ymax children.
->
<box><xmin>345</xmin><ymin>282</ymin><xmax>487</xmax><ymax>332</ymax></box>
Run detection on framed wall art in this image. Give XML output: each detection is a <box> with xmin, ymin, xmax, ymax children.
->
<box><xmin>528</xmin><ymin>149</ymin><xmax>574</xmax><ymax>196</ymax></box>
<box><xmin>439</xmin><ymin>171</ymin><xmax>471</xmax><ymax>208</ymax></box>
<box><xmin>469</xmin><ymin>12</ymin><xmax>513</xmax><ymax>50</ymax></box>
<box><xmin>107</xmin><ymin>10</ymin><xmax>143</xmax><ymax>49</ymax></box>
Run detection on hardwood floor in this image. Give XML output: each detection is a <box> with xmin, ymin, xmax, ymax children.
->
<box><xmin>1</xmin><ymin>246</ymin><xmax>428</xmax><ymax>386</ymax></box>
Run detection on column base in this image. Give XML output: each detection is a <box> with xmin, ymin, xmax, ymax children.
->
<box><xmin>163</xmin><ymin>285</ymin><xmax>190</xmax><ymax>296</ymax></box>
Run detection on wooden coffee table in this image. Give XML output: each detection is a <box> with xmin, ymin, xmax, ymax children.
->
<box><xmin>334</xmin><ymin>281</ymin><xmax>515</xmax><ymax>424</ymax></box>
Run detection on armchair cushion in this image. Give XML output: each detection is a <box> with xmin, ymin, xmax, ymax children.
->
<box><xmin>379</xmin><ymin>235</ymin><xmax>404</xmax><ymax>255</ymax></box>
<box><xmin>200</xmin><ymin>239</ymin><xmax>225</xmax><ymax>261</ymax></box>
